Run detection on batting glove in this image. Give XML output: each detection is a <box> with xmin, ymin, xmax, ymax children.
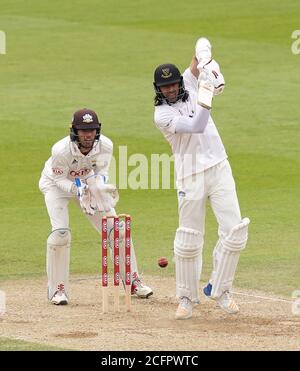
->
<box><xmin>195</xmin><ymin>37</ymin><xmax>212</xmax><ymax>69</ymax></box>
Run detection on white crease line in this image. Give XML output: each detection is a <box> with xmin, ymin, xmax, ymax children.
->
<box><xmin>239</xmin><ymin>301</ymin><xmax>262</xmax><ymax>304</ymax></box>
<box><xmin>233</xmin><ymin>291</ymin><xmax>293</xmax><ymax>303</ymax></box>
<box><xmin>70</xmin><ymin>277</ymin><xmax>295</xmax><ymax>304</ymax></box>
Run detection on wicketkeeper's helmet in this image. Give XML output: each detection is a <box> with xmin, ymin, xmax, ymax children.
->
<box><xmin>153</xmin><ymin>63</ymin><xmax>189</xmax><ymax>105</ymax></box>
<box><xmin>70</xmin><ymin>108</ymin><xmax>101</xmax><ymax>142</ymax></box>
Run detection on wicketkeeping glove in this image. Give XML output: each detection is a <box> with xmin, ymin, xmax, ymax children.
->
<box><xmin>86</xmin><ymin>175</ymin><xmax>119</xmax><ymax>213</ymax></box>
<box><xmin>75</xmin><ymin>178</ymin><xmax>95</xmax><ymax>216</ymax></box>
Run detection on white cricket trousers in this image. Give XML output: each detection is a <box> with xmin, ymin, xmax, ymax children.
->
<box><xmin>176</xmin><ymin>159</ymin><xmax>242</xmax><ymax>284</ymax></box>
<box><xmin>177</xmin><ymin>159</ymin><xmax>241</xmax><ymax>236</ymax></box>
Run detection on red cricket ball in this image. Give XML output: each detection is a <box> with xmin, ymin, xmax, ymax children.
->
<box><xmin>158</xmin><ymin>257</ymin><xmax>168</xmax><ymax>268</ymax></box>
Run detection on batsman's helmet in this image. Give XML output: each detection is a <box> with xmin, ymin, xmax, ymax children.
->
<box><xmin>70</xmin><ymin>108</ymin><xmax>101</xmax><ymax>142</ymax></box>
<box><xmin>153</xmin><ymin>63</ymin><xmax>189</xmax><ymax>105</ymax></box>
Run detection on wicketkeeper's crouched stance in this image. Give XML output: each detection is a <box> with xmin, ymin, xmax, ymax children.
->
<box><xmin>39</xmin><ymin>108</ymin><xmax>153</xmax><ymax>305</ymax></box>
<box><xmin>153</xmin><ymin>38</ymin><xmax>250</xmax><ymax>319</ymax></box>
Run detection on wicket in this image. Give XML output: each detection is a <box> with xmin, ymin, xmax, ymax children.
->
<box><xmin>101</xmin><ymin>214</ymin><xmax>131</xmax><ymax>313</ymax></box>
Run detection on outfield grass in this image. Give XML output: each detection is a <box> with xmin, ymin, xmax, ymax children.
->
<box><xmin>0</xmin><ymin>337</ymin><xmax>69</xmax><ymax>351</ymax></box>
<box><xmin>0</xmin><ymin>0</ymin><xmax>299</xmax><ymax>299</ymax></box>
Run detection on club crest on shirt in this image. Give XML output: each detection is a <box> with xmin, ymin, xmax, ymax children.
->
<box><xmin>178</xmin><ymin>191</ymin><xmax>186</xmax><ymax>198</ymax></box>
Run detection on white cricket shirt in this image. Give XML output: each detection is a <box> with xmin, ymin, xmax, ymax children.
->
<box><xmin>40</xmin><ymin>135</ymin><xmax>113</xmax><ymax>194</ymax></box>
<box><xmin>154</xmin><ymin>68</ymin><xmax>227</xmax><ymax>180</ymax></box>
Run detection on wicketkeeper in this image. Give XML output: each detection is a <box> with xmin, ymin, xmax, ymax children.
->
<box><xmin>39</xmin><ymin>108</ymin><xmax>153</xmax><ymax>305</ymax></box>
<box><xmin>153</xmin><ymin>38</ymin><xmax>250</xmax><ymax>319</ymax></box>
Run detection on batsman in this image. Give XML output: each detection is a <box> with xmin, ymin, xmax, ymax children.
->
<box><xmin>39</xmin><ymin>108</ymin><xmax>153</xmax><ymax>305</ymax></box>
<box><xmin>153</xmin><ymin>38</ymin><xmax>250</xmax><ymax>319</ymax></box>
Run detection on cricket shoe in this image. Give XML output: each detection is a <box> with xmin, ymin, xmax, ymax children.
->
<box><xmin>131</xmin><ymin>276</ymin><xmax>153</xmax><ymax>298</ymax></box>
<box><xmin>51</xmin><ymin>284</ymin><xmax>68</xmax><ymax>305</ymax></box>
<box><xmin>216</xmin><ymin>291</ymin><xmax>239</xmax><ymax>314</ymax></box>
<box><xmin>203</xmin><ymin>283</ymin><xmax>239</xmax><ymax>314</ymax></box>
<box><xmin>175</xmin><ymin>296</ymin><xmax>193</xmax><ymax>320</ymax></box>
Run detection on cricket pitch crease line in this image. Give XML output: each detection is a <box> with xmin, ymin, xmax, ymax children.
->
<box><xmin>69</xmin><ymin>277</ymin><xmax>294</xmax><ymax>303</ymax></box>
<box><xmin>232</xmin><ymin>291</ymin><xmax>293</xmax><ymax>303</ymax></box>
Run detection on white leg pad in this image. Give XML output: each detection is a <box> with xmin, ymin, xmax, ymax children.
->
<box><xmin>174</xmin><ymin>227</ymin><xmax>203</xmax><ymax>303</ymax></box>
<box><xmin>209</xmin><ymin>239</ymin><xmax>222</xmax><ymax>284</ymax></box>
<box><xmin>108</xmin><ymin>220</ymin><xmax>138</xmax><ymax>284</ymax></box>
<box><xmin>47</xmin><ymin>229</ymin><xmax>71</xmax><ymax>300</ymax></box>
<box><xmin>211</xmin><ymin>218</ymin><xmax>250</xmax><ymax>298</ymax></box>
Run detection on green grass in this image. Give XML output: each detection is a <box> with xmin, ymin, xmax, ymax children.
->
<box><xmin>0</xmin><ymin>0</ymin><xmax>299</xmax><ymax>302</ymax></box>
<box><xmin>0</xmin><ymin>337</ymin><xmax>69</xmax><ymax>351</ymax></box>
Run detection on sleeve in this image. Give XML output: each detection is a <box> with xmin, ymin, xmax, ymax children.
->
<box><xmin>182</xmin><ymin>68</ymin><xmax>198</xmax><ymax>92</ymax></box>
<box><xmin>174</xmin><ymin>105</ymin><xmax>210</xmax><ymax>133</ymax></box>
<box><xmin>51</xmin><ymin>151</ymin><xmax>76</xmax><ymax>194</ymax></box>
<box><xmin>94</xmin><ymin>143</ymin><xmax>113</xmax><ymax>181</ymax></box>
<box><xmin>154</xmin><ymin>108</ymin><xmax>177</xmax><ymax>134</ymax></box>
<box><xmin>155</xmin><ymin>104</ymin><xmax>210</xmax><ymax>134</ymax></box>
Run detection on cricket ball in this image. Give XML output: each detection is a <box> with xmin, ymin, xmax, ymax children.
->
<box><xmin>158</xmin><ymin>257</ymin><xmax>168</xmax><ymax>268</ymax></box>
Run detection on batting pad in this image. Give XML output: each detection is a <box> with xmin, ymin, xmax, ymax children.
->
<box><xmin>211</xmin><ymin>218</ymin><xmax>250</xmax><ymax>298</ymax></box>
<box><xmin>47</xmin><ymin>229</ymin><xmax>71</xmax><ymax>300</ymax></box>
<box><xmin>174</xmin><ymin>227</ymin><xmax>203</xmax><ymax>303</ymax></box>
